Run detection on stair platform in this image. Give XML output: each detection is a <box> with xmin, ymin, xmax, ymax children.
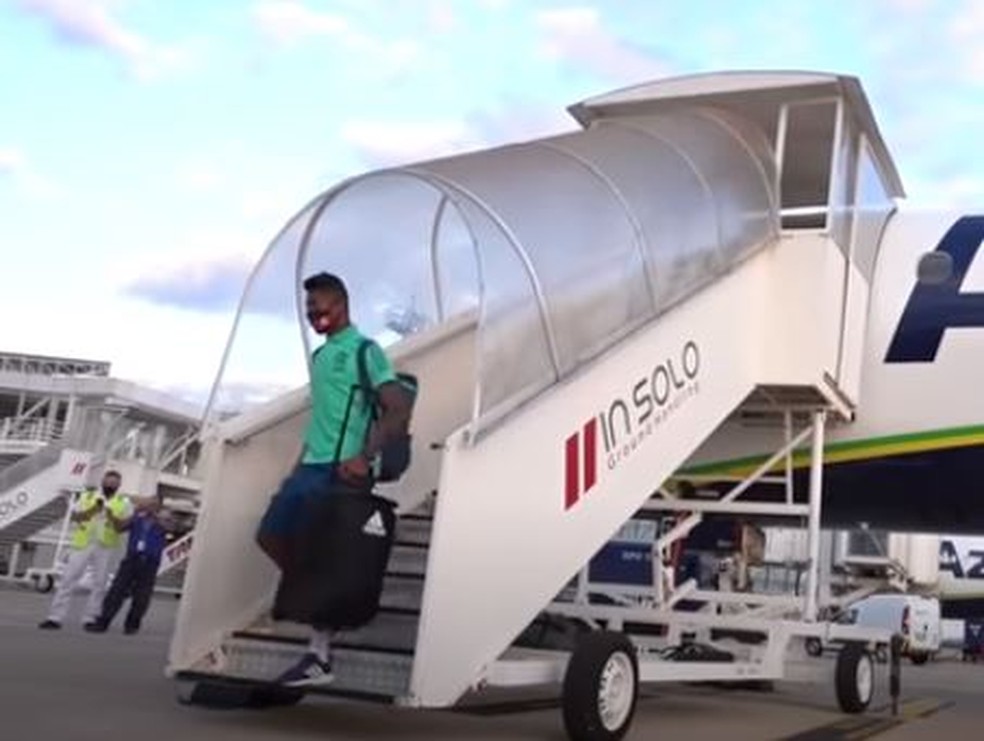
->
<box><xmin>211</xmin><ymin>630</ymin><xmax>415</xmax><ymax>700</ymax></box>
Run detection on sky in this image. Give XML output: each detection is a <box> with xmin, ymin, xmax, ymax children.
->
<box><xmin>1</xmin><ymin>0</ymin><xmax>983</xmax><ymax>410</ymax></box>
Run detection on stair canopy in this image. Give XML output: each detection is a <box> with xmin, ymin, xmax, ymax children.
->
<box><xmin>206</xmin><ymin>104</ymin><xmax>779</xmax><ymax>440</ymax></box>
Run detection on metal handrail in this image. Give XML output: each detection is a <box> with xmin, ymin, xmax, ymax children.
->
<box><xmin>158</xmin><ymin>429</ymin><xmax>200</xmax><ymax>474</ymax></box>
<box><xmin>0</xmin><ymin>442</ymin><xmax>67</xmax><ymax>497</ymax></box>
<box><xmin>0</xmin><ymin>417</ymin><xmax>66</xmax><ymax>444</ymax></box>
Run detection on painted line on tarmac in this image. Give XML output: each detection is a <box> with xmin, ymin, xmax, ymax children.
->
<box><xmin>781</xmin><ymin>715</ymin><xmax>901</xmax><ymax>741</ymax></box>
<box><xmin>779</xmin><ymin>698</ymin><xmax>952</xmax><ymax>741</ymax></box>
<box><xmin>898</xmin><ymin>697</ymin><xmax>953</xmax><ymax>721</ymax></box>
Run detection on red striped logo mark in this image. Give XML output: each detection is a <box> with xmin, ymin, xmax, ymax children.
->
<box><xmin>565</xmin><ymin>418</ymin><xmax>598</xmax><ymax>510</ymax></box>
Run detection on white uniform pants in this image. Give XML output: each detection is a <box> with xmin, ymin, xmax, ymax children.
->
<box><xmin>47</xmin><ymin>544</ymin><xmax>117</xmax><ymax>624</ymax></box>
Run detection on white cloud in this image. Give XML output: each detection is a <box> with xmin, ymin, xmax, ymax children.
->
<box><xmin>426</xmin><ymin>0</ymin><xmax>457</xmax><ymax>33</ymax></box>
<box><xmin>91</xmin><ymin>223</ymin><xmax>311</xmax><ymax>401</ymax></box>
<box><xmin>536</xmin><ymin>7</ymin><xmax>674</xmax><ymax>83</ymax></box>
<box><xmin>469</xmin><ymin>102</ymin><xmax>577</xmax><ymax>146</ymax></box>
<box><xmin>113</xmin><ymin>229</ymin><xmax>264</xmax><ymax>295</ymax></box>
<box><xmin>905</xmin><ymin>173</ymin><xmax>984</xmax><ymax>209</ymax></box>
<box><xmin>123</xmin><ymin>252</ymin><xmax>255</xmax><ymax>312</ymax></box>
<box><xmin>15</xmin><ymin>0</ymin><xmax>193</xmax><ymax>81</ymax></box>
<box><xmin>881</xmin><ymin>0</ymin><xmax>937</xmax><ymax>12</ymax></box>
<box><xmin>252</xmin><ymin>0</ymin><xmax>421</xmax><ymax>70</ymax></box>
<box><xmin>252</xmin><ymin>0</ymin><xmax>350</xmax><ymax>45</ymax></box>
<box><xmin>240</xmin><ymin>186</ymin><xmax>300</xmax><ymax>222</ymax></box>
<box><xmin>340</xmin><ymin>101</ymin><xmax>578</xmax><ymax>169</ymax></box>
<box><xmin>0</xmin><ymin>147</ymin><xmax>26</xmax><ymax>173</ymax></box>
<box><xmin>340</xmin><ymin>119</ymin><xmax>486</xmax><ymax>167</ymax></box>
<box><xmin>174</xmin><ymin>161</ymin><xmax>225</xmax><ymax>194</ymax></box>
<box><xmin>0</xmin><ymin>145</ymin><xmax>60</xmax><ymax>198</ymax></box>
<box><xmin>0</xmin><ymin>292</ymin><xmax>235</xmax><ymax>396</ymax></box>
<box><xmin>949</xmin><ymin>0</ymin><xmax>984</xmax><ymax>82</ymax></box>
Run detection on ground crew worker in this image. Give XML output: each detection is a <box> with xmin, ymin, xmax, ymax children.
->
<box><xmin>87</xmin><ymin>493</ymin><xmax>171</xmax><ymax>635</ymax></box>
<box><xmin>38</xmin><ymin>470</ymin><xmax>133</xmax><ymax>630</ymax></box>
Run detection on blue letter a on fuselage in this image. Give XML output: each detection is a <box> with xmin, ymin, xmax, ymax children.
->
<box><xmin>886</xmin><ymin>216</ymin><xmax>984</xmax><ymax>363</ymax></box>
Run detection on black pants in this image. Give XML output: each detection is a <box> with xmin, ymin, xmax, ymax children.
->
<box><xmin>99</xmin><ymin>554</ymin><xmax>159</xmax><ymax>632</ymax></box>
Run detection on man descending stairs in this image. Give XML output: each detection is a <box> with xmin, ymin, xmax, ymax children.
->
<box><xmin>253</xmin><ymin>272</ymin><xmax>414</xmax><ymax>686</ymax></box>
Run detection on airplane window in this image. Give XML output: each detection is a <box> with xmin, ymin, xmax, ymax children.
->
<box><xmin>916</xmin><ymin>251</ymin><xmax>953</xmax><ymax>285</ymax></box>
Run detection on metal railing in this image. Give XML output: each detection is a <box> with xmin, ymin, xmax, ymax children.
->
<box><xmin>158</xmin><ymin>429</ymin><xmax>200</xmax><ymax>476</ymax></box>
<box><xmin>157</xmin><ymin>531</ymin><xmax>194</xmax><ymax>577</ymax></box>
<box><xmin>0</xmin><ymin>417</ymin><xmax>67</xmax><ymax>444</ymax></box>
<box><xmin>0</xmin><ymin>443</ymin><xmax>67</xmax><ymax>499</ymax></box>
<box><xmin>0</xmin><ymin>351</ymin><xmax>110</xmax><ymax>377</ymax></box>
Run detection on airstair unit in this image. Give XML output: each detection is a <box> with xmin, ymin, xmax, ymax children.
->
<box><xmin>168</xmin><ymin>72</ymin><xmax>904</xmax><ymax>711</ymax></box>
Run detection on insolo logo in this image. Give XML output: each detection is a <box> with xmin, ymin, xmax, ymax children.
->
<box><xmin>565</xmin><ymin>419</ymin><xmax>599</xmax><ymax>509</ymax></box>
<box><xmin>565</xmin><ymin>340</ymin><xmax>701</xmax><ymax>510</ymax></box>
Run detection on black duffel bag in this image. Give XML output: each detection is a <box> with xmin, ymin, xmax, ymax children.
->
<box><xmin>272</xmin><ymin>486</ymin><xmax>397</xmax><ymax>631</ymax></box>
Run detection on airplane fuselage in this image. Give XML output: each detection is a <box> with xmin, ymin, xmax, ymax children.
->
<box><xmin>688</xmin><ymin>209</ymin><xmax>984</xmax><ymax>534</ymax></box>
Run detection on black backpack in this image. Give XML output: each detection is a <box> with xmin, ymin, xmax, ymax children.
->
<box><xmin>357</xmin><ymin>339</ymin><xmax>418</xmax><ymax>482</ymax></box>
<box><xmin>336</xmin><ymin>339</ymin><xmax>417</xmax><ymax>483</ymax></box>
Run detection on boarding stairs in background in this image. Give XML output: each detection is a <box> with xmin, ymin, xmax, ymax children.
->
<box><xmin>0</xmin><ymin>444</ymin><xmax>91</xmax><ymax>548</ymax></box>
<box><xmin>154</xmin><ymin>531</ymin><xmax>197</xmax><ymax>595</ymax></box>
<box><xmin>0</xmin><ymin>497</ymin><xmax>68</xmax><ymax>551</ymax></box>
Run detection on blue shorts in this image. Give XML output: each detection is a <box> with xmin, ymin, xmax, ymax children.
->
<box><xmin>258</xmin><ymin>463</ymin><xmax>338</xmax><ymax>538</ymax></box>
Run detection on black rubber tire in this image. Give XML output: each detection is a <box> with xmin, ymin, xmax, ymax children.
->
<box><xmin>909</xmin><ymin>652</ymin><xmax>929</xmax><ymax>666</ymax></box>
<box><xmin>177</xmin><ymin>680</ymin><xmax>304</xmax><ymax>710</ymax></box>
<box><xmin>835</xmin><ymin>643</ymin><xmax>874</xmax><ymax>714</ymax></box>
<box><xmin>248</xmin><ymin>685</ymin><xmax>306</xmax><ymax>708</ymax></box>
<box><xmin>35</xmin><ymin>574</ymin><xmax>54</xmax><ymax>594</ymax></box>
<box><xmin>805</xmin><ymin>637</ymin><xmax>823</xmax><ymax>657</ymax></box>
<box><xmin>562</xmin><ymin>632</ymin><xmax>639</xmax><ymax>741</ymax></box>
<box><xmin>177</xmin><ymin>680</ymin><xmax>252</xmax><ymax>709</ymax></box>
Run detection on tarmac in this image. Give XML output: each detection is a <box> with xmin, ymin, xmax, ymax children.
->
<box><xmin>1</xmin><ymin>585</ymin><xmax>981</xmax><ymax>740</ymax></box>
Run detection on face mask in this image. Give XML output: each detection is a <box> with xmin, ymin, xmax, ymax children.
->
<box><xmin>102</xmin><ymin>484</ymin><xmax>119</xmax><ymax>496</ymax></box>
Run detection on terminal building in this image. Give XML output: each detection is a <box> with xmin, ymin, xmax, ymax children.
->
<box><xmin>0</xmin><ymin>350</ymin><xmax>202</xmax><ymax>593</ymax></box>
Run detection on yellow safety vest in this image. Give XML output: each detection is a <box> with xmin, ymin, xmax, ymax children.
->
<box><xmin>70</xmin><ymin>490</ymin><xmax>133</xmax><ymax>550</ymax></box>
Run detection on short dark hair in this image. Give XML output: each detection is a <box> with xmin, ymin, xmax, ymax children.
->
<box><xmin>104</xmin><ymin>469</ymin><xmax>121</xmax><ymax>480</ymax></box>
<box><xmin>303</xmin><ymin>272</ymin><xmax>348</xmax><ymax>301</ymax></box>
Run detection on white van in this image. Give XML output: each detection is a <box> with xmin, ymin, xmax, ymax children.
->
<box><xmin>805</xmin><ymin>594</ymin><xmax>941</xmax><ymax>663</ymax></box>
<box><xmin>847</xmin><ymin>594</ymin><xmax>941</xmax><ymax>664</ymax></box>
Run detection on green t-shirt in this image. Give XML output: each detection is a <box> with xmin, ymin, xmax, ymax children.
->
<box><xmin>302</xmin><ymin>325</ymin><xmax>397</xmax><ymax>465</ymax></box>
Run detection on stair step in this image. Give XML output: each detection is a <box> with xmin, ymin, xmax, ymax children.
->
<box><xmin>335</xmin><ymin>609</ymin><xmax>421</xmax><ymax>652</ymax></box>
<box><xmin>394</xmin><ymin>516</ymin><xmax>432</xmax><ymax>546</ymax></box>
<box><xmin>388</xmin><ymin>541</ymin><xmax>428</xmax><ymax>577</ymax></box>
<box><xmin>381</xmin><ymin>573</ymin><xmax>424</xmax><ymax>611</ymax></box>
<box><xmin>221</xmin><ymin>636</ymin><xmax>413</xmax><ymax>698</ymax></box>
<box><xmin>155</xmin><ymin>565</ymin><xmax>187</xmax><ymax>590</ymax></box>
<box><xmin>250</xmin><ymin>609</ymin><xmax>420</xmax><ymax>653</ymax></box>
